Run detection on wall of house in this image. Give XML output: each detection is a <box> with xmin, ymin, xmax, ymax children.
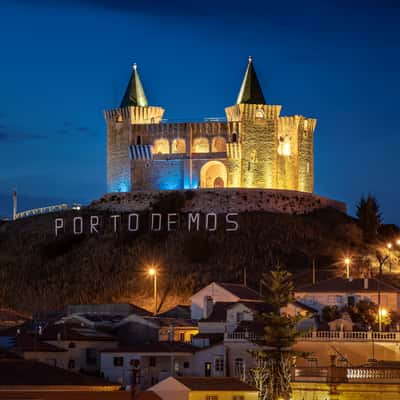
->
<box><xmin>191</xmin><ymin>344</ymin><xmax>225</xmax><ymax>377</ymax></box>
<box><xmin>225</xmin><ymin>304</ymin><xmax>254</xmax><ymax>333</ymax></box>
<box><xmin>22</xmin><ymin>351</ymin><xmax>69</xmax><ymax>369</ymax></box>
<box><xmin>189</xmin><ymin>391</ymin><xmax>258</xmax><ymax>400</ymax></box>
<box><xmin>100</xmin><ymin>353</ymin><xmax>193</xmax><ymax>389</ymax></box>
<box><xmin>292</xmin><ymin>382</ymin><xmax>400</xmax><ymax>400</ymax></box>
<box><xmin>45</xmin><ymin>340</ymin><xmax>118</xmax><ymax>372</ymax></box>
<box><xmin>295</xmin><ymin>291</ymin><xmax>399</xmax><ymax>313</ymax></box>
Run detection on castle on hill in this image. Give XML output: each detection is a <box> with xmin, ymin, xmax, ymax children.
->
<box><xmin>105</xmin><ymin>57</ymin><xmax>316</xmax><ymax>193</ymax></box>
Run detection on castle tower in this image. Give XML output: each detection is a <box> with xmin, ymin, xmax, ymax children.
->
<box><xmin>226</xmin><ymin>57</ymin><xmax>281</xmax><ymax>189</ymax></box>
<box><xmin>105</xmin><ymin>64</ymin><xmax>164</xmax><ymax>192</ymax></box>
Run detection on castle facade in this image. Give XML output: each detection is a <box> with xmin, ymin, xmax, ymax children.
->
<box><xmin>105</xmin><ymin>57</ymin><xmax>316</xmax><ymax>193</ymax></box>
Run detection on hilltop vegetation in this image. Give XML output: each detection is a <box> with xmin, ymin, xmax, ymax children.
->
<box><xmin>1</xmin><ymin>192</ymin><xmax>381</xmax><ymax>314</ymax></box>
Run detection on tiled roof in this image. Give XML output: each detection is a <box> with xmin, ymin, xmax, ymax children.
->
<box><xmin>0</xmin><ymin>358</ymin><xmax>116</xmax><ymax>386</ymax></box>
<box><xmin>134</xmin><ymin>391</ymin><xmax>162</xmax><ymax>400</ymax></box>
<box><xmin>40</xmin><ymin>323</ymin><xmax>116</xmax><ymax>342</ymax></box>
<box><xmin>297</xmin><ymin>278</ymin><xmax>400</xmax><ymax>293</ymax></box>
<box><xmin>102</xmin><ymin>342</ymin><xmax>197</xmax><ymax>354</ymax></box>
<box><xmin>217</xmin><ymin>283</ymin><xmax>263</xmax><ymax>301</ymax></box>
<box><xmin>175</xmin><ymin>377</ymin><xmax>257</xmax><ymax>391</ymax></box>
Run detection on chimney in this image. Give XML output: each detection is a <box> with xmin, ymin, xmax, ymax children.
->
<box><xmin>364</xmin><ymin>278</ymin><xmax>369</xmax><ymax>290</ymax></box>
<box><xmin>203</xmin><ymin>296</ymin><xmax>214</xmax><ymax>319</ymax></box>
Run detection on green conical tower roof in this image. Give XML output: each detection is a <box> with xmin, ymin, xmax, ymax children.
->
<box><xmin>120</xmin><ymin>63</ymin><xmax>148</xmax><ymax>108</ymax></box>
<box><xmin>236</xmin><ymin>56</ymin><xmax>266</xmax><ymax>105</ymax></box>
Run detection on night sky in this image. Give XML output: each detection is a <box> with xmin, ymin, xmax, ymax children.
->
<box><xmin>0</xmin><ymin>1</ymin><xmax>399</xmax><ymax>222</ymax></box>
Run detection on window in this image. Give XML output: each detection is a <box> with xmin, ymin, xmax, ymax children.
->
<box><xmin>306</xmin><ymin>161</ymin><xmax>310</xmax><ymax>174</ymax></box>
<box><xmin>236</xmin><ymin>312</ymin><xmax>244</xmax><ymax>323</ymax></box>
<box><xmin>278</xmin><ymin>135</ymin><xmax>291</xmax><ymax>156</ymax></box>
<box><xmin>153</xmin><ymin>138</ymin><xmax>170</xmax><ymax>154</ymax></box>
<box><xmin>206</xmin><ymin>396</ymin><xmax>218</xmax><ymax>400</ymax></box>
<box><xmin>149</xmin><ymin>357</ymin><xmax>156</xmax><ymax>367</ymax></box>
<box><xmin>234</xmin><ymin>358</ymin><xmax>244</xmax><ymax>377</ymax></box>
<box><xmin>205</xmin><ymin>362</ymin><xmax>212</xmax><ymax>377</ymax></box>
<box><xmin>348</xmin><ymin>296</ymin><xmax>355</xmax><ymax>307</ymax></box>
<box><xmin>113</xmin><ymin>357</ymin><xmax>124</xmax><ymax>367</ymax></box>
<box><xmin>136</xmin><ymin>135</ymin><xmax>141</xmax><ymax>145</ymax></box>
<box><xmin>255</xmin><ymin>108</ymin><xmax>265</xmax><ymax>119</ymax></box>
<box><xmin>215</xmin><ymin>358</ymin><xmax>224</xmax><ymax>372</ymax></box>
<box><xmin>192</xmin><ymin>137</ymin><xmax>209</xmax><ymax>153</ymax></box>
<box><xmin>212</xmin><ymin>137</ymin><xmax>227</xmax><ymax>152</ymax></box>
<box><xmin>86</xmin><ymin>348</ymin><xmax>97</xmax><ymax>365</ymax></box>
<box><xmin>232</xmin><ymin>132</ymin><xmax>238</xmax><ymax>143</ymax></box>
<box><xmin>179</xmin><ymin>332</ymin><xmax>185</xmax><ymax>342</ymax></box>
<box><xmin>68</xmin><ymin>359</ymin><xmax>75</xmax><ymax>369</ymax></box>
<box><xmin>184</xmin><ymin>361</ymin><xmax>190</xmax><ymax>369</ymax></box>
<box><xmin>327</xmin><ymin>295</ymin><xmax>337</xmax><ymax>305</ymax></box>
<box><xmin>172</xmin><ymin>138</ymin><xmax>186</xmax><ymax>153</ymax></box>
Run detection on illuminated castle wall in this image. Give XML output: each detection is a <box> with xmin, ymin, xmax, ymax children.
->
<box><xmin>105</xmin><ymin>58</ymin><xmax>316</xmax><ymax>193</ymax></box>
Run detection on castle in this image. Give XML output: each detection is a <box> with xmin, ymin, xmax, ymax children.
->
<box><xmin>105</xmin><ymin>57</ymin><xmax>316</xmax><ymax>193</ymax></box>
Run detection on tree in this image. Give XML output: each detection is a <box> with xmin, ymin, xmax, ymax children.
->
<box><xmin>321</xmin><ymin>305</ymin><xmax>341</xmax><ymax>323</ymax></box>
<box><xmin>356</xmin><ymin>195</ymin><xmax>381</xmax><ymax>241</ymax></box>
<box><xmin>245</xmin><ymin>266</ymin><xmax>306</xmax><ymax>400</ymax></box>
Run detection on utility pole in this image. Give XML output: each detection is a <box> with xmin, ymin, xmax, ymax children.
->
<box><xmin>12</xmin><ymin>190</ymin><xmax>17</xmax><ymax>221</ymax></box>
<box><xmin>312</xmin><ymin>258</ymin><xmax>316</xmax><ymax>285</ymax></box>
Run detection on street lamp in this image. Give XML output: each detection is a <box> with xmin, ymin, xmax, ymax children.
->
<box><xmin>378</xmin><ymin>307</ymin><xmax>388</xmax><ymax>332</ymax></box>
<box><xmin>148</xmin><ymin>267</ymin><xmax>158</xmax><ymax>315</ymax></box>
<box><xmin>396</xmin><ymin>239</ymin><xmax>400</xmax><ymax>246</ymax></box>
<box><xmin>344</xmin><ymin>257</ymin><xmax>351</xmax><ymax>279</ymax></box>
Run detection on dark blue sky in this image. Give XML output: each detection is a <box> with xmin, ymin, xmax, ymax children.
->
<box><xmin>0</xmin><ymin>0</ymin><xmax>399</xmax><ymax>222</ymax></box>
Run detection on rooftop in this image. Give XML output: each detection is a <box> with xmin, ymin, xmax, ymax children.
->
<box><xmin>102</xmin><ymin>342</ymin><xmax>197</xmax><ymax>354</ymax></box>
<box><xmin>217</xmin><ymin>282</ymin><xmax>263</xmax><ymax>301</ymax></box>
<box><xmin>174</xmin><ymin>376</ymin><xmax>257</xmax><ymax>391</ymax></box>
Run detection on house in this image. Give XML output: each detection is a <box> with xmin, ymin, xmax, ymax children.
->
<box><xmin>146</xmin><ymin>376</ymin><xmax>258</xmax><ymax>400</ymax></box>
<box><xmin>295</xmin><ymin>277</ymin><xmax>400</xmax><ymax>313</ymax></box>
<box><xmin>115</xmin><ymin>315</ymin><xmax>198</xmax><ymax>345</ymax></box>
<box><xmin>100</xmin><ymin>342</ymin><xmax>197</xmax><ymax>388</ymax></box>
<box><xmin>66</xmin><ymin>303</ymin><xmax>151</xmax><ymax>317</ymax></box>
<box><xmin>190</xmin><ymin>282</ymin><xmax>263</xmax><ymax>321</ymax></box>
<box><xmin>0</xmin><ymin>348</ymin><xmax>129</xmax><ymax>400</ymax></box>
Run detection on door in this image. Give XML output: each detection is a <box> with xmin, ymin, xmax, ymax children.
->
<box><xmin>204</xmin><ymin>362</ymin><xmax>212</xmax><ymax>376</ymax></box>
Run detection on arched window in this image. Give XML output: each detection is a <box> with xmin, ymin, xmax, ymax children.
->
<box><xmin>255</xmin><ymin>108</ymin><xmax>265</xmax><ymax>119</ymax></box>
<box><xmin>192</xmin><ymin>137</ymin><xmax>209</xmax><ymax>153</ymax></box>
<box><xmin>232</xmin><ymin>132</ymin><xmax>238</xmax><ymax>143</ymax></box>
<box><xmin>211</xmin><ymin>137</ymin><xmax>227</xmax><ymax>152</ymax></box>
<box><xmin>154</xmin><ymin>138</ymin><xmax>170</xmax><ymax>154</ymax></box>
<box><xmin>172</xmin><ymin>138</ymin><xmax>186</xmax><ymax>153</ymax></box>
<box><xmin>278</xmin><ymin>135</ymin><xmax>291</xmax><ymax>157</ymax></box>
<box><xmin>136</xmin><ymin>136</ymin><xmax>141</xmax><ymax>145</ymax></box>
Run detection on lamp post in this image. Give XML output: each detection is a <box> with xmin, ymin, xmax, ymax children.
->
<box><xmin>387</xmin><ymin>243</ymin><xmax>392</xmax><ymax>272</ymax></box>
<box><xmin>344</xmin><ymin>257</ymin><xmax>351</xmax><ymax>280</ymax></box>
<box><xmin>378</xmin><ymin>307</ymin><xmax>388</xmax><ymax>332</ymax></box>
<box><xmin>148</xmin><ymin>267</ymin><xmax>158</xmax><ymax>315</ymax></box>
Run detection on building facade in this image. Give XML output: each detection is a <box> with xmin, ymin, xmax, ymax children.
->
<box><xmin>105</xmin><ymin>58</ymin><xmax>316</xmax><ymax>193</ymax></box>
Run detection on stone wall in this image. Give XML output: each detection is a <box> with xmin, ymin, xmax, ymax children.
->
<box><xmin>92</xmin><ymin>188</ymin><xmax>346</xmax><ymax>215</ymax></box>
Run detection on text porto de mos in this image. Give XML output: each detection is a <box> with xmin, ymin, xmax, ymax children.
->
<box><xmin>54</xmin><ymin>212</ymin><xmax>239</xmax><ymax>236</ymax></box>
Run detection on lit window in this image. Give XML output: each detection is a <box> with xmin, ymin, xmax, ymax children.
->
<box><xmin>192</xmin><ymin>137</ymin><xmax>209</xmax><ymax>153</ymax></box>
<box><xmin>172</xmin><ymin>138</ymin><xmax>186</xmax><ymax>153</ymax></box>
<box><xmin>206</xmin><ymin>396</ymin><xmax>218</xmax><ymax>400</ymax></box>
<box><xmin>154</xmin><ymin>138</ymin><xmax>170</xmax><ymax>154</ymax></box>
<box><xmin>212</xmin><ymin>137</ymin><xmax>227</xmax><ymax>152</ymax></box>
<box><xmin>278</xmin><ymin>135</ymin><xmax>291</xmax><ymax>157</ymax></box>
<box><xmin>255</xmin><ymin>108</ymin><xmax>265</xmax><ymax>119</ymax></box>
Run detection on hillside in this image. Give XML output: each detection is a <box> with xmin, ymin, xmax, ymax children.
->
<box><xmin>0</xmin><ymin>189</ymin><xmax>376</xmax><ymax>314</ymax></box>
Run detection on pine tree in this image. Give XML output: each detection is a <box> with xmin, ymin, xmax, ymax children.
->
<box><xmin>246</xmin><ymin>266</ymin><xmax>306</xmax><ymax>400</ymax></box>
<box><xmin>356</xmin><ymin>195</ymin><xmax>381</xmax><ymax>241</ymax></box>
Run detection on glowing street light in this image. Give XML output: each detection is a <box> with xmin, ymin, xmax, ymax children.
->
<box><xmin>148</xmin><ymin>267</ymin><xmax>158</xmax><ymax>315</ymax></box>
<box><xmin>344</xmin><ymin>257</ymin><xmax>351</xmax><ymax>279</ymax></box>
<box><xmin>378</xmin><ymin>307</ymin><xmax>388</xmax><ymax>332</ymax></box>
<box><xmin>387</xmin><ymin>242</ymin><xmax>393</xmax><ymax>250</ymax></box>
<box><xmin>396</xmin><ymin>239</ymin><xmax>400</xmax><ymax>246</ymax></box>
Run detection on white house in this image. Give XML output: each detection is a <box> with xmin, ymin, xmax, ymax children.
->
<box><xmin>295</xmin><ymin>277</ymin><xmax>400</xmax><ymax>313</ymax></box>
<box><xmin>190</xmin><ymin>282</ymin><xmax>263</xmax><ymax>321</ymax></box>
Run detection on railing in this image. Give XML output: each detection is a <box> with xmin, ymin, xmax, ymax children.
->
<box><xmin>224</xmin><ymin>332</ymin><xmax>263</xmax><ymax>341</ymax></box>
<box><xmin>292</xmin><ymin>367</ymin><xmax>400</xmax><ymax>384</ymax></box>
<box><xmin>14</xmin><ymin>204</ymin><xmax>69</xmax><ymax>220</ymax></box>
<box><xmin>301</xmin><ymin>330</ymin><xmax>400</xmax><ymax>342</ymax></box>
<box><xmin>226</xmin><ymin>330</ymin><xmax>400</xmax><ymax>342</ymax></box>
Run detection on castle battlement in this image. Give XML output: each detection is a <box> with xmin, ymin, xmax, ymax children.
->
<box><xmin>105</xmin><ymin>58</ymin><xmax>316</xmax><ymax>193</ymax></box>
